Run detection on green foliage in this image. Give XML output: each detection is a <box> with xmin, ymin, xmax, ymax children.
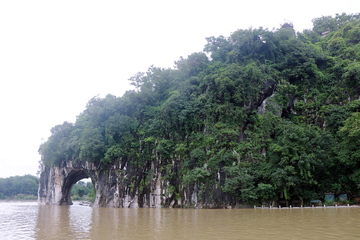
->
<box><xmin>257</xmin><ymin>183</ymin><xmax>275</xmax><ymax>202</ymax></box>
<box><xmin>38</xmin><ymin>13</ymin><xmax>360</xmax><ymax>205</ymax></box>
<box><xmin>223</xmin><ymin>165</ymin><xmax>256</xmax><ymax>203</ymax></box>
<box><xmin>0</xmin><ymin>175</ymin><xmax>39</xmax><ymax>199</ymax></box>
<box><xmin>267</xmin><ymin>121</ymin><xmax>334</xmax><ymax>199</ymax></box>
<box><xmin>183</xmin><ymin>167</ymin><xmax>211</xmax><ymax>185</ymax></box>
<box><xmin>343</xmin><ymin>61</ymin><xmax>360</xmax><ymax>92</ymax></box>
<box><xmin>325</xmin><ymin>105</ymin><xmax>350</xmax><ymax>135</ymax></box>
<box><xmin>324</xmin><ymin>200</ymin><xmax>336</xmax><ymax>206</ymax></box>
<box><xmin>71</xmin><ymin>181</ymin><xmax>93</xmax><ymax>199</ymax></box>
<box><xmin>87</xmin><ymin>185</ymin><xmax>96</xmax><ymax>202</ymax></box>
<box><xmin>39</xmin><ymin>122</ymin><xmax>74</xmax><ymax>166</ymax></box>
<box><xmin>14</xmin><ymin>194</ymin><xmax>37</xmax><ymax>200</ymax></box>
<box><xmin>339</xmin><ymin>112</ymin><xmax>360</xmax><ymax>166</ymax></box>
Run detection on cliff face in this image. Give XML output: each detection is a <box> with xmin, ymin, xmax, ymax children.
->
<box><xmin>38</xmin><ymin>79</ymin><xmax>276</xmax><ymax>208</ymax></box>
<box><xmin>39</xmin><ymin>14</ymin><xmax>360</xmax><ymax>207</ymax></box>
<box><xmin>38</xmin><ymin>161</ymin><xmax>97</xmax><ymax>205</ymax></box>
<box><xmin>38</xmin><ymin>158</ymin><xmax>237</xmax><ymax>208</ymax></box>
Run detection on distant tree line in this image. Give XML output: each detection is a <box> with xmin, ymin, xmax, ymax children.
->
<box><xmin>71</xmin><ymin>181</ymin><xmax>94</xmax><ymax>200</ymax></box>
<box><xmin>0</xmin><ymin>175</ymin><xmax>39</xmax><ymax>199</ymax></box>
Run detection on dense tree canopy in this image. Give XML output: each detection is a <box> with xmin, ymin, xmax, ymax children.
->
<box><xmin>0</xmin><ymin>175</ymin><xmax>39</xmax><ymax>199</ymax></box>
<box><xmin>39</xmin><ymin>13</ymin><xmax>360</xmax><ymax>205</ymax></box>
<box><xmin>71</xmin><ymin>181</ymin><xmax>94</xmax><ymax>200</ymax></box>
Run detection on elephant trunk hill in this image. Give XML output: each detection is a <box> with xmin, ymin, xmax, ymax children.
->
<box><xmin>38</xmin><ymin>13</ymin><xmax>360</xmax><ymax>208</ymax></box>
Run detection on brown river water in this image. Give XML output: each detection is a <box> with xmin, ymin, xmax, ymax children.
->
<box><xmin>1</xmin><ymin>201</ymin><xmax>360</xmax><ymax>239</ymax></box>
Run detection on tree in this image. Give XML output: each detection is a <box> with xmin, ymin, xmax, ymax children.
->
<box><xmin>71</xmin><ymin>181</ymin><xmax>93</xmax><ymax>198</ymax></box>
<box><xmin>312</xmin><ymin>16</ymin><xmax>337</xmax><ymax>35</ymax></box>
<box><xmin>267</xmin><ymin>122</ymin><xmax>332</xmax><ymax>200</ymax></box>
<box><xmin>0</xmin><ymin>175</ymin><xmax>39</xmax><ymax>198</ymax></box>
<box><xmin>339</xmin><ymin>112</ymin><xmax>360</xmax><ymax>166</ymax></box>
<box><xmin>343</xmin><ymin>61</ymin><xmax>360</xmax><ymax>94</ymax></box>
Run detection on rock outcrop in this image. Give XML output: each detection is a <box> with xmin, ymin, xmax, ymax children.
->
<box><xmin>37</xmin><ymin>157</ymin><xmax>234</xmax><ymax>208</ymax></box>
<box><xmin>38</xmin><ymin>78</ymin><xmax>277</xmax><ymax>208</ymax></box>
<box><xmin>38</xmin><ymin>161</ymin><xmax>97</xmax><ymax>205</ymax></box>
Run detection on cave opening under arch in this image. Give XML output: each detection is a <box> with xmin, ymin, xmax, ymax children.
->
<box><xmin>59</xmin><ymin>169</ymin><xmax>94</xmax><ymax>205</ymax></box>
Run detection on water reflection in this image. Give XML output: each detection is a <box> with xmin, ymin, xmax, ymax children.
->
<box><xmin>34</xmin><ymin>203</ymin><xmax>92</xmax><ymax>239</ymax></box>
<box><xmin>1</xmin><ymin>201</ymin><xmax>360</xmax><ymax>239</ymax></box>
<box><xmin>32</xmin><ymin>206</ymin><xmax>360</xmax><ymax>240</ymax></box>
<box><xmin>0</xmin><ymin>201</ymin><xmax>38</xmax><ymax>239</ymax></box>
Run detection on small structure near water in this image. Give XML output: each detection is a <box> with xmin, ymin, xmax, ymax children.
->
<box><xmin>79</xmin><ymin>201</ymin><xmax>91</xmax><ymax>206</ymax></box>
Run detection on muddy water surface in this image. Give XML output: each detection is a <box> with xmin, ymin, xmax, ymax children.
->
<box><xmin>1</xmin><ymin>201</ymin><xmax>360</xmax><ymax>239</ymax></box>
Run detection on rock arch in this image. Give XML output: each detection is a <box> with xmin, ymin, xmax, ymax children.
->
<box><xmin>59</xmin><ymin>169</ymin><xmax>91</xmax><ymax>205</ymax></box>
<box><xmin>38</xmin><ymin>158</ymin><xmax>206</xmax><ymax>208</ymax></box>
<box><xmin>37</xmin><ymin>155</ymin><xmax>248</xmax><ymax>209</ymax></box>
<box><xmin>38</xmin><ymin>161</ymin><xmax>97</xmax><ymax>205</ymax></box>
<box><xmin>37</xmin><ymin>159</ymin><xmax>164</xmax><ymax>208</ymax></box>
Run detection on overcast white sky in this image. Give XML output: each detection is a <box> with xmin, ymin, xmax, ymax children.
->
<box><xmin>0</xmin><ymin>0</ymin><xmax>359</xmax><ymax>178</ymax></box>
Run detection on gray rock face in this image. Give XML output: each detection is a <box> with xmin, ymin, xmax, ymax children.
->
<box><xmin>38</xmin><ymin>161</ymin><xmax>98</xmax><ymax>205</ymax></box>
<box><xmin>38</xmin><ymin>160</ymin><xmax>154</xmax><ymax>208</ymax></box>
<box><xmin>37</xmin><ymin>158</ymin><xmax>233</xmax><ymax>208</ymax></box>
<box><xmin>257</xmin><ymin>94</ymin><xmax>282</xmax><ymax>116</ymax></box>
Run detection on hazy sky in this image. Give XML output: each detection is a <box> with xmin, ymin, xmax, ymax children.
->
<box><xmin>0</xmin><ymin>0</ymin><xmax>359</xmax><ymax>178</ymax></box>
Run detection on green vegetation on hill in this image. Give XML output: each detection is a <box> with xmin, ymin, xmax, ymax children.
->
<box><xmin>0</xmin><ymin>175</ymin><xmax>39</xmax><ymax>199</ymax></box>
<box><xmin>71</xmin><ymin>181</ymin><xmax>95</xmax><ymax>201</ymax></box>
<box><xmin>39</xmin><ymin>13</ymin><xmax>360</xmax><ymax>205</ymax></box>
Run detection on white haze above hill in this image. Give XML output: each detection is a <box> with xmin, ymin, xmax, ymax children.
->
<box><xmin>0</xmin><ymin>0</ymin><xmax>359</xmax><ymax>178</ymax></box>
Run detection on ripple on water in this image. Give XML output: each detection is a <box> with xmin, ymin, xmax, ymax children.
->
<box><xmin>0</xmin><ymin>201</ymin><xmax>38</xmax><ymax>240</ymax></box>
<box><xmin>1</xmin><ymin>201</ymin><xmax>360</xmax><ymax>239</ymax></box>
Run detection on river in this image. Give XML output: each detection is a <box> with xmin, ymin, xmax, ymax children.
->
<box><xmin>0</xmin><ymin>201</ymin><xmax>360</xmax><ymax>239</ymax></box>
